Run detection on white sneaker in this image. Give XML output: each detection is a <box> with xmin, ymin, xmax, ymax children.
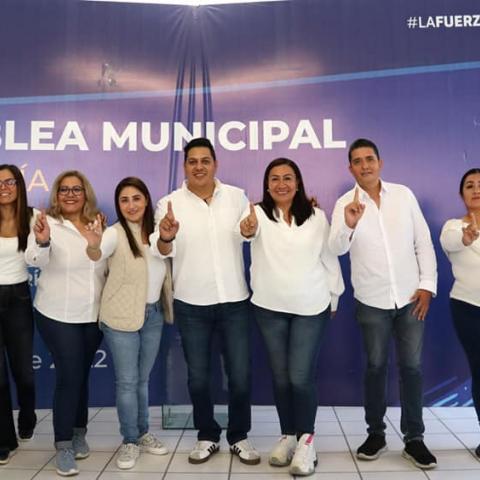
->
<box><xmin>269</xmin><ymin>435</ymin><xmax>297</xmax><ymax>466</ymax></box>
<box><xmin>230</xmin><ymin>438</ymin><xmax>261</xmax><ymax>465</ymax></box>
<box><xmin>188</xmin><ymin>441</ymin><xmax>220</xmax><ymax>464</ymax></box>
<box><xmin>116</xmin><ymin>443</ymin><xmax>140</xmax><ymax>470</ymax></box>
<box><xmin>138</xmin><ymin>432</ymin><xmax>168</xmax><ymax>455</ymax></box>
<box><xmin>289</xmin><ymin>433</ymin><xmax>317</xmax><ymax>476</ymax></box>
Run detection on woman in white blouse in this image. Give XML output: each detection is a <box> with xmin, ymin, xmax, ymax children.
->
<box><xmin>85</xmin><ymin>177</ymin><xmax>173</xmax><ymax>470</ymax></box>
<box><xmin>25</xmin><ymin>170</ymin><xmax>106</xmax><ymax>477</ymax></box>
<box><xmin>440</xmin><ymin>167</ymin><xmax>480</xmax><ymax>459</ymax></box>
<box><xmin>239</xmin><ymin>158</ymin><xmax>344</xmax><ymax>476</ymax></box>
<box><xmin>0</xmin><ymin>165</ymin><xmax>37</xmax><ymax>465</ymax></box>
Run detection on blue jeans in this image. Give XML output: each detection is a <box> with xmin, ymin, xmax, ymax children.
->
<box><xmin>174</xmin><ymin>299</ymin><xmax>251</xmax><ymax>445</ymax></box>
<box><xmin>254</xmin><ymin>304</ymin><xmax>330</xmax><ymax>435</ymax></box>
<box><xmin>101</xmin><ymin>303</ymin><xmax>164</xmax><ymax>444</ymax></box>
<box><xmin>35</xmin><ymin>309</ymin><xmax>102</xmax><ymax>444</ymax></box>
<box><xmin>355</xmin><ymin>300</ymin><xmax>425</xmax><ymax>442</ymax></box>
<box><xmin>450</xmin><ymin>299</ymin><xmax>480</xmax><ymax>422</ymax></box>
<box><xmin>0</xmin><ymin>282</ymin><xmax>36</xmax><ymax>453</ymax></box>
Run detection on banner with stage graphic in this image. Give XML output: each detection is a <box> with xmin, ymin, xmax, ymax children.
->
<box><xmin>1</xmin><ymin>0</ymin><xmax>479</xmax><ymax>407</ymax></box>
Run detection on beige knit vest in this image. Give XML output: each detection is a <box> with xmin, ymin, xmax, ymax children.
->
<box><xmin>99</xmin><ymin>222</ymin><xmax>174</xmax><ymax>331</ymax></box>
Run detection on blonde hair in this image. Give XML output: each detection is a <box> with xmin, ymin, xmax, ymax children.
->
<box><xmin>47</xmin><ymin>170</ymin><xmax>99</xmax><ymax>222</ymax></box>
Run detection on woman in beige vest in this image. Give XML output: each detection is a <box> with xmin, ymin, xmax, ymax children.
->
<box><xmin>86</xmin><ymin>177</ymin><xmax>173</xmax><ymax>470</ymax></box>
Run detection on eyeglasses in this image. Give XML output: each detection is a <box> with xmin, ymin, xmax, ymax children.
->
<box><xmin>58</xmin><ymin>186</ymin><xmax>85</xmax><ymax>196</ymax></box>
<box><xmin>0</xmin><ymin>178</ymin><xmax>17</xmax><ymax>188</ymax></box>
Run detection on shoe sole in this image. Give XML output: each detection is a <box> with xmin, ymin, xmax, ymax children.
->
<box><xmin>289</xmin><ymin>458</ymin><xmax>318</xmax><ymax>476</ymax></box>
<box><xmin>75</xmin><ymin>452</ymin><xmax>90</xmax><ymax>460</ymax></box>
<box><xmin>356</xmin><ymin>446</ymin><xmax>387</xmax><ymax>460</ymax></box>
<box><xmin>402</xmin><ymin>450</ymin><xmax>437</xmax><ymax>469</ymax></box>
<box><xmin>0</xmin><ymin>450</ymin><xmax>16</xmax><ymax>465</ymax></box>
<box><xmin>18</xmin><ymin>435</ymin><xmax>34</xmax><ymax>443</ymax></box>
<box><xmin>269</xmin><ymin>457</ymin><xmax>292</xmax><ymax>467</ymax></box>
<box><xmin>141</xmin><ymin>446</ymin><xmax>169</xmax><ymax>455</ymax></box>
<box><xmin>188</xmin><ymin>446</ymin><xmax>219</xmax><ymax>464</ymax></box>
<box><xmin>56</xmin><ymin>468</ymin><xmax>79</xmax><ymax>476</ymax></box>
<box><xmin>235</xmin><ymin>455</ymin><xmax>261</xmax><ymax>465</ymax></box>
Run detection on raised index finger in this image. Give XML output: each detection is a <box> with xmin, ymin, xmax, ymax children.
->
<box><xmin>249</xmin><ymin>202</ymin><xmax>256</xmax><ymax>217</ymax></box>
<box><xmin>166</xmin><ymin>201</ymin><xmax>175</xmax><ymax>219</ymax></box>
<box><xmin>471</xmin><ymin>212</ymin><xmax>478</xmax><ymax>230</ymax></box>
<box><xmin>353</xmin><ymin>187</ymin><xmax>359</xmax><ymax>204</ymax></box>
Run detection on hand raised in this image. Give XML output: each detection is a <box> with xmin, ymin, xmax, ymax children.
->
<box><xmin>84</xmin><ymin>213</ymin><xmax>104</xmax><ymax>248</ymax></box>
<box><xmin>240</xmin><ymin>203</ymin><xmax>258</xmax><ymax>238</ymax></box>
<box><xmin>462</xmin><ymin>212</ymin><xmax>479</xmax><ymax>246</ymax></box>
<box><xmin>33</xmin><ymin>210</ymin><xmax>50</xmax><ymax>244</ymax></box>
<box><xmin>344</xmin><ymin>188</ymin><xmax>365</xmax><ymax>229</ymax></box>
<box><xmin>159</xmin><ymin>201</ymin><xmax>179</xmax><ymax>242</ymax></box>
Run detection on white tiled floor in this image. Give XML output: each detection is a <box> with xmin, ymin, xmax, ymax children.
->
<box><xmin>2</xmin><ymin>406</ymin><xmax>480</xmax><ymax>479</ymax></box>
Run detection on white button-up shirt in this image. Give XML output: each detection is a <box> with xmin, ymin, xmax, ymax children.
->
<box><xmin>25</xmin><ymin>216</ymin><xmax>107</xmax><ymax>323</ymax></box>
<box><xmin>440</xmin><ymin>218</ymin><xmax>480</xmax><ymax>307</ymax></box>
<box><xmin>244</xmin><ymin>205</ymin><xmax>344</xmax><ymax>315</ymax></box>
<box><xmin>329</xmin><ymin>181</ymin><xmax>437</xmax><ymax>309</ymax></box>
<box><xmin>151</xmin><ymin>180</ymin><xmax>249</xmax><ymax>306</ymax></box>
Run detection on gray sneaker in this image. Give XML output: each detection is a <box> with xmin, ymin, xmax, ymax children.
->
<box><xmin>72</xmin><ymin>428</ymin><xmax>89</xmax><ymax>459</ymax></box>
<box><xmin>55</xmin><ymin>447</ymin><xmax>79</xmax><ymax>476</ymax></box>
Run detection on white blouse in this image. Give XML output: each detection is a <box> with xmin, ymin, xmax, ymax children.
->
<box><xmin>243</xmin><ymin>205</ymin><xmax>344</xmax><ymax>315</ymax></box>
<box><xmin>440</xmin><ymin>218</ymin><xmax>480</xmax><ymax>307</ymax></box>
<box><xmin>25</xmin><ymin>215</ymin><xmax>107</xmax><ymax>323</ymax></box>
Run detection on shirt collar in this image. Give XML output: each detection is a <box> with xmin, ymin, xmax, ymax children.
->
<box><xmin>355</xmin><ymin>179</ymin><xmax>388</xmax><ymax>200</ymax></box>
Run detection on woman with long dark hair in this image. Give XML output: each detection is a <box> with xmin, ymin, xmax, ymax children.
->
<box><xmin>440</xmin><ymin>167</ymin><xmax>480</xmax><ymax>459</ymax></box>
<box><xmin>25</xmin><ymin>170</ymin><xmax>106</xmax><ymax>476</ymax></box>
<box><xmin>86</xmin><ymin>177</ymin><xmax>173</xmax><ymax>470</ymax></box>
<box><xmin>240</xmin><ymin>158</ymin><xmax>344</xmax><ymax>476</ymax></box>
<box><xmin>0</xmin><ymin>164</ymin><xmax>36</xmax><ymax>465</ymax></box>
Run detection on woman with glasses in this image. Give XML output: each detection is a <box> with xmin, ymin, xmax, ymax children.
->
<box><xmin>0</xmin><ymin>165</ymin><xmax>37</xmax><ymax>465</ymax></box>
<box><xmin>85</xmin><ymin>177</ymin><xmax>173</xmax><ymax>470</ymax></box>
<box><xmin>239</xmin><ymin>158</ymin><xmax>344</xmax><ymax>476</ymax></box>
<box><xmin>25</xmin><ymin>170</ymin><xmax>107</xmax><ymax>477</ymax></box>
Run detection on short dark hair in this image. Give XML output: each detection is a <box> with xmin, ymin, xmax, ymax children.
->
<box><xmin>459</xmin><ymin>168</ymin><xmax>480</xmax><ymax>196</ymax></box>
<box><xmin>259</xmin><ymin>158</ymin><xmax>315</xmax><ymax>227</ymax></box>
<box><xmin>348</xmin><ymin>138</ymin><xmax>380</xmax><ymax>163</ymax></box>
<box><xmin>114</xmin><ymin>177</ymin><xmax>154</xmax><ymax>258</ymax></box>
<box><xmin>0</xmin><ymin>164</ymin><xmax>33</xmax><ymax>251</ymax></box>
<box><xmin>183</xmin><ymin>137</ymin><xmax>216</xmax><ymax>163</ymax></box>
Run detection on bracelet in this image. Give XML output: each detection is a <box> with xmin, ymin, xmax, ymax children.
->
<box><xmin>36</xmin><ymin>239</ymin><xmax>50</xmax><ymax>248</ymax></box>
<box><xmin>159</xmin><ymin>236</ymin><xmax>175</xmax><ymax>244</ymax></box>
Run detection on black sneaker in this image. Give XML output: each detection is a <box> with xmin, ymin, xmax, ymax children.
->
<box><xmin>356</xmin><ymin>434</ymin><xmax>387</xmax><ymax>460</ymax></box>
<box><xmin>0</xmin><ymin>449</ymin><xmax>16</xmax><ymax>465</ymax></box>
<box><xmin>474</xmin><ymin>444</ymin><xmax>480</xmax><ymax>460</ymax></box>
<box><xmin>402</xmin><ymin>440</ymin><xmax>437</xmax><ymax>469</ymax></box>
<box><xmin>18</xmin><ymin>429</ymin><xmax>34</xmax><ymax>442</ymax></box>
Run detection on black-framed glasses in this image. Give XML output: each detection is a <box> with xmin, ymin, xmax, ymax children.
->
<box><xmin>0</xmin><ymin>178</ymin><xmax>17</xmax><ymax>188</ymax></box>
<box><xmin>58</xmin><ymin>186</ymin><xmax>85</xmax><ymax>196</ymax></box>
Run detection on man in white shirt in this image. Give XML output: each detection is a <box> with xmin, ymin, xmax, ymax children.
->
<box><xmin>329</xmin><ymin>138</ymin><xmax>437</xmax><ymax>470</ymax></box>
<box><xmin>152</xmin><ymin>138</ymin><xmax>259</xmax><ymax>465</ymax></box>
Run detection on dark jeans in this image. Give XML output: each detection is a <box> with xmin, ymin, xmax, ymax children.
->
<box><xmin>450</xmin><ymin>299</ymin><xmax>480</xmax><ymax>422</ymax></box>
<box><xmin>174</xmin><ymin>299</ymin><xmax>251</xmax><ymax>445</ymax></box>
<box><xmin>0</xmin><ymin>282</ymin><xmax>36</xmax><ymax>453</ymax></box>
<box><xmin>254</xmin><ymin>304</ymin><xmax>330</xmax><ymax>436</ymax></box>
<box><xmin>356</xmin><ymin>300</ymin><xmax>425</xmax><ymax>442</ymax></box>
<box><xmin>35</xmin><ymin>309</ymin><xmax>102</xmax><ymax>445</ymax></box>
